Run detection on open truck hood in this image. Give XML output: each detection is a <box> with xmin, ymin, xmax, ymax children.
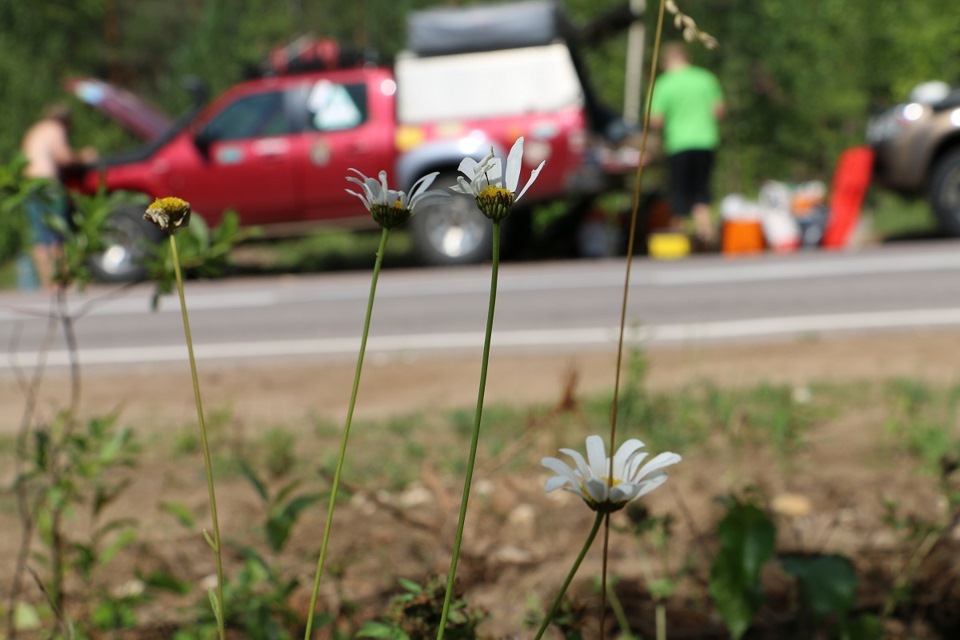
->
<box><xmin>67</xmin><ymin>77</ymin><xmax>174</xmax><ymax>142</ymax></box>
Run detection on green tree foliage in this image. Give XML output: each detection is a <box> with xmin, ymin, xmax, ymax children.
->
<box><xmin>698</xmin><ymin>0</ymin><xmax>960</xmax><ymax>191</ymax></box>
<box><xmin>0</xmin><ymin>0</ymin><xmax>957</xmax><ymax>196</ymax></box>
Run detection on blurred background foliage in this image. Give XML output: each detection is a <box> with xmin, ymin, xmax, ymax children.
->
<box><xmin>0</xmin><ymin>0</ymin><xmax>958</xmax><ymax>197</ymax></box>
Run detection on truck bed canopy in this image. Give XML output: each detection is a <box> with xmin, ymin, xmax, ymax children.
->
<box><xmin>395</xmin><ymin>43</ymin><xmax>583</xmax><ymax>124</ymax></box>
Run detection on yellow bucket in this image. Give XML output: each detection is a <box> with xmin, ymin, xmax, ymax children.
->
<box><xmin>648</xmin><ymin>232</ymin><xmax>691</xmax><ymax>259</ymax></box>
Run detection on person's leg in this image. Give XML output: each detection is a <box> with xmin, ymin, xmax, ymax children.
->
<box><xmin>26</xmin><ymin>187</ymin><xmax>67</xmax><ymax>289</ymax></box>
<box><xmin>688</xmin><ymin>150</ymin><xmax>717</xmax><ymax>246</ymax></box>
<box><xmin>691</xmin><ymin>203</ymin><xmax>715</xmax><ymax>245</ymax></box>
<box><xmin>667</xmin><ymin>151</ymin><xmax>693</xmax><ymax>231</ymax></box>
<box><xmin>32</xmin><ymin>244</ymin><xmax>60</xmax><ymax>289</ymax></box>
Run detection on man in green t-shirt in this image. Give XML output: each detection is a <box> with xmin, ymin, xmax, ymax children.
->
<box><xmin>650</xmin><ymin>42</ymin><xmax>725</xmax><ymax>248</ymax></box>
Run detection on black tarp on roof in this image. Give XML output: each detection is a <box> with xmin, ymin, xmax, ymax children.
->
<box><xmin>406</xmin><ymin>0</ymin><xmax>566</xmax><ymax>56</ymax></box>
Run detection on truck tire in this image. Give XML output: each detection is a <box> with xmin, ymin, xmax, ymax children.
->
<box><xmin>88</xmin><ymin>204</ymin><xmax>164</xmax><ymax>283</ymax></box>
<box><xmin>930</xmin><ymin>148</ymin><xmax>960</xmax><ymax>237</ymax></box>
<box><xmin>410</xmin><ymin>172</ymin><xmax>493</xmax><ymax>265</ymax></box>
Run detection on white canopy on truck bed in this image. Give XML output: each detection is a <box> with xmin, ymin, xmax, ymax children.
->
<box><xmin>395</xmin><ymin>43</ymin><xmax>583</xmax><ymax>124</ymax></box>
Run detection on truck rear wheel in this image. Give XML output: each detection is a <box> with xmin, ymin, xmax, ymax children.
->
<box><xmin>930</xmin><ymin>148</ymin><xmax>960</xmax><ymax>237</ymax></box>
<box><xmin>88</xmin><ymin>205</ymin><xmax>163</xmax><ymax>282</ymax></box>
<box><xmin>410</xmin><ymin>172</ymin><xmax>492</xmax><ymax>265</ymax></box>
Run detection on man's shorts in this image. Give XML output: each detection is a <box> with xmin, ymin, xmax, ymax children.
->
<box><xmin>667</xmin><ymin>149</ymin><xmax>715</xmax><ymax>217</ymax></box>
<box><xmin>25</xmin><ymin>184</ymin><xmax>68</xmax><ymax>246</ymax></box>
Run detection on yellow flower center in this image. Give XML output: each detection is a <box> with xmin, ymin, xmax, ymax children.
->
<box><xmin>475</xmin><ymin>185</ymin><xmax>515</xmax><ymax>222</ymax></box>
<box><xmin>370</xmin><ymin>201</ymin><xmax>411</xmax><ymax>229</ymax></box>
<box><xmin>143</xmin><ymin>196</ymin><xmax>192</xmax><ymax>233</ymax></box>
<box><xmin>479</xmin><ymin>185</ymin><xmax>512</xmax><ymax>200</ymax></box>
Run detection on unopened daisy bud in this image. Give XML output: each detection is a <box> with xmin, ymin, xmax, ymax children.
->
<box><xmin>144</xmin><ymin>197</ymin><xmax>191</xmax><ymax>233</ymax></box>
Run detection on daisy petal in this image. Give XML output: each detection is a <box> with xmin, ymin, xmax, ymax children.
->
<box><xmin>562</xmin><ymin>486</ymin><xmax>589</xmax><ymax>500</ymax></box>
<box><xmin>612</xmin><ymin>439</ymin><xmax>645</xmax><ymax>477</ymax></box>
<box><xmin>635</xmin><ymin>452</ymin><xmax>682</xmax><ymax>481</ymax></box>
<box><xmin>409</xmin><ymin>172</ymin><xmax>439</xmax><ymax>199</ymax></box>
<box><xmin>623</xmin><ymin>450</ymin><xmax>650</xmax><ymax>480</ymax></box>
<box><xmin>451</xmin><ymin>176</ymin><xmax>474</xmax><ymax>195</ymax></box>
<box><xmin>609</xmin><ymin>483</ymin><xmax>641</xmax><ymax>504</ymax></box>
<box><xmin>585</xmin><ymin>435</ymin><xmax>608</xmax><ymax>479</ymax></box>
<box><xmin>514</xmin><ymin>160</ymin><xmax>545</xmax><ymax>202</ymax></box>
<box><xmin>345</xmin><ymin>189</ymin><xmax>370</xmax><ymax>208</ymax></box>
<box><xmin>633</xmin><ymin>473</ymin><xmax>669</xmax><ymax>499</ymax></box>
<box><xmin>560</xmin><ymin>447</ymin><xmax>590</xmax><ymax>479</ymax></box>
<box><xmin>458</xmin><ymin>156</ymin><xmax>480</xmax><ymax>176</ymax></box>
<box><xmin>545</xmin><ymin>475</ymin><xmax>573</xmax><ymax>493</ymax></box>
<box><xmin>409</xmin><ymin>189</ymin><xmax>449</xmax><ymax>210</ymax></box>
<box><xmin>504</xmin><ymin>138</ymin><xmax>524</xmax><ymax>192</ymax></box>
<box><xmin>542</xmin><ymin>456</ymin><xmax>578</xmax><ymax>481</ymax></box>
<box><xmin>582</xmin><ymin>478</ymin><xmax>608</xmax><ymax>503</ymax></box>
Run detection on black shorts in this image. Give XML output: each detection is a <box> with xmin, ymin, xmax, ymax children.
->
<box><xmin>667</xmin><ymin>149</ymin><xmax>715</xmax><ymax>217</ymax></box>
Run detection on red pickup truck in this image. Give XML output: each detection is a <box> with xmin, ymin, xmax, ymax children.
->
<box><xmin>67</xmin><ymin>1</ymin><xmax>636</xmax><ymax>281</ymax></box>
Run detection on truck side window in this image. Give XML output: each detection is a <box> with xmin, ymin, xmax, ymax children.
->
<box><xmin>307</xmin><ymin>81</ymin><xmax>367</xmax><ymax>132</ymax></box>
<box><xmin>201</xmin><ymin>91</ymin><xmax>293</xmax><ymax>142</ymax></box>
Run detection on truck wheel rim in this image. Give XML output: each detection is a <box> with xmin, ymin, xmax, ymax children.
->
<box><xmin>423</xmin><ymin>201</ymin><xmax>487</xmax><ymax>258</ymax></box>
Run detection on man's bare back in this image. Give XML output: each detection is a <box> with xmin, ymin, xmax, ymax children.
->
<box><xmin>21</xmin><ymin>106</ymin><xmax>94</xmax><ymax>179</ymax></box>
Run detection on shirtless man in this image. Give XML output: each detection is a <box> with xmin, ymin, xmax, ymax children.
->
<box><xmin>20</xmin><ymin>103</ymin><xmax>96</xmax><ymax>288</ymax></box>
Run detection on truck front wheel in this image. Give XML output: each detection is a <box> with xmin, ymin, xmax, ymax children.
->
<box><xmin>410</xmin><ymin>172</ymin><xmax>492</xmax><ymax>266</ymax></box>
<box><xmin>930</xmin><ymin>148</ymin><xmax>960</xmax><ymax>237</ymax></box>
<box><xmin>88</xmin><ymin>205</ymin><xmax>164</xmax><ymax>282</ymax></box>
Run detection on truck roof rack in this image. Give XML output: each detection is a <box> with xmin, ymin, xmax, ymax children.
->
<box><xmin>259</xmin><ymin>35</ymin><xmax>376</xmax><ymax>77</ymax></box>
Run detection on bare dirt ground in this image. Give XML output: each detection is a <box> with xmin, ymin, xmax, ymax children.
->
<box><xmin>3</xmin><ymin>329</ymin><xmax>960</xmax><ymax>638</ymax></box>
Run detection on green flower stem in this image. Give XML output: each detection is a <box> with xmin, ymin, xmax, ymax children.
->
<box><xmin>601</xmin><ymin>4</ymin><xmax>669</xmax><ymax>639</ymax></box>
<box><xmin>169</xmin><ymin>234</ymin><xmax>225</xmax><ymax>640</ymax></box>
<box><xmin>656</xmin><ymin>602</ymin><xmax>666</xmax><ymax>640</ymax></box>
<box><xmin>436</xmin><ymin>220</ymin><xmax>501</xmax><ymax>640</ymax></box>
<box><xmin>606</xmin><ymin>576</ymin><xmax>635</xmax><ymax>640</ymax></box>
<box><xmin>304</xmin><ymin>227</ymin><xmax>390</xmax><ymax>640</ymax></box>
<box><xmin>534</xmin><ymin>512</ymin><xmax>605</xmax><ymax>640</ymax></box>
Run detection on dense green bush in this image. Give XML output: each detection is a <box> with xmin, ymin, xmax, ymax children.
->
<box><xmin>1</xmin><ymin>0</ymin><xmax>956</xmax><ymax>197</ymax></box>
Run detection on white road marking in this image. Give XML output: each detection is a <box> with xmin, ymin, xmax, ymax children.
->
<box><xmin>4</xmin><ymin>306</ymin><xmax>960</xmax><ymax>369</ymax></box>
<box><xmin>1</xmin><ymin>248</ymin><xmax>959</xmax><ymax>321</ymax></box>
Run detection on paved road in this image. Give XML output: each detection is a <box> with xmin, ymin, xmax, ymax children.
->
<box><xmin>1</xmin><ymin>239</ymin><xmax>959</xmax><ymax>369</ymax></box>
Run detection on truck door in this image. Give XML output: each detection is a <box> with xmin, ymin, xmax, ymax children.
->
<box><xmin>297</xmin><ymin>78</ymin><xmax>394</xmax><ymax>220</ymax></box>
<box><xmin>178</xmin><ymin>89</ymin><xmax>300</xmax><ymax>226</ymax></box>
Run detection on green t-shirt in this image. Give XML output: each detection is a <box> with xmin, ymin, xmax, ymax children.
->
<box><xmin>650</xmin><ymin>65</ymin><xmax>724</xmax><ymax>154</ymax></box>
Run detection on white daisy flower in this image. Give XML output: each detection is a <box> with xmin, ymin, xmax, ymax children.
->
<box><xmin>346</xmin><ymin>169</ymin><xmax>446</xmax><ymax>229</ymax></box>
<box><xmin>452</xmin><ymin>137</ymin><xmax>545</xmax><ymax>221</ymax></box>
<box><xmin>542</xmin><ymin>435</ymin><xmax>681</xmax><ymax>513</ymax></box>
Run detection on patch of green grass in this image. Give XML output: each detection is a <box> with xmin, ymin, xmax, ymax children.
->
<box><xmin>0</xmin><ymin>257</ymin><xmax>18</xmax><ymax>290</ymax></box>
<box><xmin>882</xmin><ymin>378</ymin><xmax>960</xmax><ymax>472</ymax></box>
<box><xmin>0</xmin><ymin>433</ymin><xmax>16</xmax><ymax>455</ymax></box>
<box><xmin>867</xmin><ymin>191</ymin><xmax>939</xmax><ymax>240</ymax></box>
<box><xmin>233</xmin><ymin>229</ymin><xmax>419</xmax><ymax>275</ymax></box>
<box><xmin>261</xmin><ymin>427</ymin><xmax>298</xmax><ymax>479</ymax></box>
<box><xmin>171</xmin><ymin>427</ymin><xmax>200</xmax><ymax>455</ymax></box>
<box><xmin>312</xmin><ymin>415</ymin><xmax>341</xmax><ymax>438</ymax></box>
<box><xmin>165</xmin><ymin>405</ymin><xmax>235</xmax><ymax>457</ymax></box>
<box><xmin>332</xmin><ymin>414</ymin><xmax>451</xmax><ymax>492</ymax></box>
